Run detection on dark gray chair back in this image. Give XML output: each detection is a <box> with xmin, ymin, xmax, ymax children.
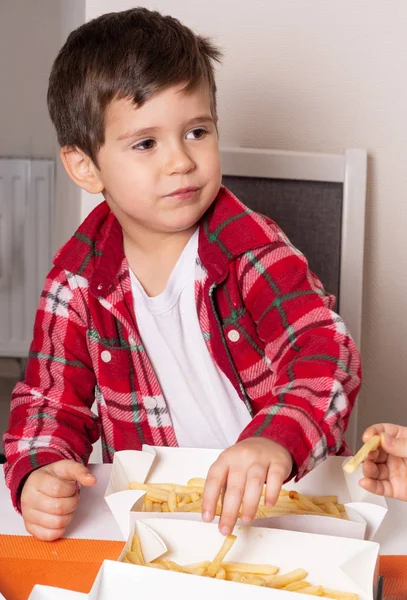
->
<box><xmin>222</xmin><ymin>176</ymin><xmax>343</xmax><ymax>307</ymax></box>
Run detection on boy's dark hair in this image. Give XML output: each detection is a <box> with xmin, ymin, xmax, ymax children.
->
<box><xmin>47</xmin><ymin>8</ymin><xmax>222</xmax><ymax>165</ymax></box>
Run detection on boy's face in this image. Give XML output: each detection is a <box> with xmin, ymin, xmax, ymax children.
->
<box><xmin>94</xmin><ymin>83</ymin><xmax>221</xmax><ymax>237</ymax></box>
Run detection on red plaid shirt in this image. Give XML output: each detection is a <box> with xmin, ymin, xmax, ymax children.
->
<box><xmin>4</xmin><ymin>186</ymin><xmax>361</xmax><ymax>509</ymax></box>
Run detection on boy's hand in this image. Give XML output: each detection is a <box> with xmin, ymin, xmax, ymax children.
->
<box><xmin>21</xmin><ymin>459</ymin><xmax>96</xmax><ymax>541</ymax></box>
<box><xmin>359</xmin><ymin>424</ymin><xmax>407</xmax><ymax>501</ymax></box>
<box><xmin>202</xmin><ymin>437</ymin><xmax>293</xmax><ymax>535</ymax></box>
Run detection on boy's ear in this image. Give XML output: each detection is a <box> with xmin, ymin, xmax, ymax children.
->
<box><xmin>60</xmin><ymin>146</ymin><xmax>104</xmax><ymax>194</ymax></box>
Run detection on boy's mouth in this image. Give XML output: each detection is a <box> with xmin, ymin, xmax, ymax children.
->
<box><xmin>165</xmin><ymin>186</ymin><xmax>200</xmax><ymax>199</ymax></box>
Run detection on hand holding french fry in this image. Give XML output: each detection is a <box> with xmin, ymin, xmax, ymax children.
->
<box><xmin>21</xmin><ymin>459</ymin><xmax>96</xmax><ymax>541</ymax></box>
<box><xmin>357</xmin><ymin>424</ymin><xmax>407</xmax><ymax>501</ymax></box>
<box><xmin>201</xmin><ymin>437</ymin><xmax>293</xmax><ymax>535</ymax></box>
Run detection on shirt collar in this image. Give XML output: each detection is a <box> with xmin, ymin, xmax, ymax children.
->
<box><xmin>54</xmin><ymin>186</ymin><xmax>272</xmax><ymax>296</ymax></box>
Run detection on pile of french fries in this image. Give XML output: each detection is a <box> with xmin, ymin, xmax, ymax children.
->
<box><xmin>121</xmin><ymin>531</ymin><xmax>358</xmax><ymax>600</ymax></box>
<box><xmin>128</xmin><ymin>478</ymin><xmax>349</xmax><ymax>520</ymax></box>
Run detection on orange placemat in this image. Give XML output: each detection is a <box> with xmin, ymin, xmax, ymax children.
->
<box><xmin>379</xmin><ymin>556</ymin><xmax>407</xmax><ymax>598</ymax></box>
<box><xmin>0</xmin><ymin>535</ymin><xmax>123</xmax><ymax>600</ymax></box>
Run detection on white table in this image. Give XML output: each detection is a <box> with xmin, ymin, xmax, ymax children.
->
<box><xmin>0</xmin><ymin>464</ymin><xmax>406</xmax><ymax>554</ymax></box>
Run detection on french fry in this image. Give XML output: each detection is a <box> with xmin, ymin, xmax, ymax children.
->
<box><xmin>148</xmin><ymin>483</ymin><xmax>175</xmax><ymax>491</ymax></box>
<box><xmin>289</xmin><ymin>491</ymin><xmax>324</xmax><ymax>514</ymax></box>
<box><xmin>323</xmin><ymin>502</ymin><xmax>341</xmax><ymax>518</ymax></box>
<box><xmin>323</xmin><ymin>589</ymin><xmax>359</xmax><ymax>600</ymax></box>
<box><xmin>168</xmin><ymin>490</ymin><xmax>177</xmax><ymax>512</ymax></box>
<box><xmin>312</xmin><ymin>496</ymin><xmax>338</xmax><ymax>505</ymax></box>
<box><xmin>215</xmin><ymin>567</ymin><xmax>226</xmax><ymax>580</ymax></box>
<box><xmin>241</xmin><ymin>575</ymin><xmax>266</xmax><ymax>586</ymax></box>
<box><xmin>207</xmin><ymin>534</ymin><xmax>237</xmax><ymax>577</ymax></box>
<box><xmin>149</xmin><ymin>483</ymin><xmax>204</xmax><ymax>495</ymax></box>
<box><xmin>266</xmin><ymin>568</ymin><xmax>308</xmax><ymax>588</ymax></box>
<box><xmin>128</xmin><ymin>482</ymin><xmax>168</xmax><ymax>501</ymax></box>
<box><xmin>146</xmin><ymin>562</ymin><xmax>167</xmax><ymax>570</ymax></box>
<box><xmin>178</xmin><ymin>495</ymin><xmax>192</xmax><ymax>507</ymax></box>
<box><xmin>187</xmin><ymin>477</ymin><xmax>206</xmax><ymax>488</ymax></box>
<box><xmin>125</xmin><ymin>551</ymin><xmax>143</xmax><ymax>565</ymax></box>
<box><xmin>343</xmin><ymin>435</ymin><xmax>381</xmax><ymax>474</ymax></box>
<box><xmin>300</xmin><ymin>585</ymin><xmax>324</xmax><ymax>596</ymax></box>
<box><xmin>222</xmin><ymin>562</ymin><xmax>278</xmax><ymax>576</ymax></box>
<box><xmin>284</xmin><ymin>582</ymin><xmax>312</xmax><ymax>591</ymax></box>
<box><xmin>184</xmin><ymin>561</ymin><xmax>211</xmax><ymax>571</ymax></box>
<box><xmin>226</xmin><ymin>572</ymin><xmax>244</xmax><ymax>582</ymax></box>
<box><xmin>152</xmin><ymin>559</ymin><xmax>186</xmax><ymax>573</ymax></box>
<box><xmin>176</xmin><ymin>499</ymin><xmax>203</xmax><ymax>513</ymax></box>
<box><xmin>130</xmin><ymin>533</ymin><xmax>145</xmax><ymax>565</ymax></box>
<box><xmin>145</xmin><ymin>499</ymin><xmax>153</xmax><ymax>512</ymax></box>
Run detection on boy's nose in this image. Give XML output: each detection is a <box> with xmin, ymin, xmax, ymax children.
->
<box><xmin>166</xmin><ymin>146</ymin><xmax>195</xmax><ymax>174</ymax></box>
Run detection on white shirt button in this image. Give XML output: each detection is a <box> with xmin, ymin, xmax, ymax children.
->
<box><xmin>129</xmin><ymin>336</ymin><xmax>136</xmax><ymax>346</ymax></box>
<box><xmin>101</xmin><ymin>350</ymin><xmax>112</xmax><ymax>363</ymax></box>
<box><xmin>227</xmin><ymin>329</ymin><xmax>240</xmax><ymax>342</ymax></box>
<box><xmin>144</xmin><ymin>397</ymin><xmax>157</xmax><ymax>409</ymax></box>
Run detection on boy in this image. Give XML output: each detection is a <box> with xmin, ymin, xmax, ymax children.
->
<box><xmin>3</xmin><ymin>8</ymin><xmax>361</xmax><ymax>541</ymax></box>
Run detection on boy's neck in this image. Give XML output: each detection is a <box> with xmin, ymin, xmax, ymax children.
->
<box><xmin>123</xmin><ymin>224</ymin><xmax>198</xmax><ymax>297</ymax></box>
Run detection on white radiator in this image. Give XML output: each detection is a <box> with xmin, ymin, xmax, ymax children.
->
<box><xmin>0</xmin><ymin>159</ymin><xmax>54</xmax><ymax>357</ymax></box>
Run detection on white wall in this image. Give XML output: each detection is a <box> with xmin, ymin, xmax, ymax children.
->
<box><xmin>54</xmin><ymin>0</ymin><xmax>86</xmax><ymax>253</ymax></box>
<box><xmin>0</xmin><ymin>0</ymin><xmax>61</xmax><ymax>158</ymax></box>
<box><xmin>0</xmin><ymin>0</ymin><xmax>79</xmax><ymax>254</ymax></box>
<box><xmin>75</xmin><ymin>0</ymin><xmax>407</xmax><ymax>440</ymax></box>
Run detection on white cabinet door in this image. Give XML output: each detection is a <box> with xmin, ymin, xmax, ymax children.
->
<box><xmin>0</xmin><ymin>160</ymin><xmax>54</xmax><ymax>357</ymax></box>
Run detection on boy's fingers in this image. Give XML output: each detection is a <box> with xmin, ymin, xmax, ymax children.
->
<box><xmin>31</xmin><ymin>490</ymin><xmax>79</xmax><ymax>516</ymax></box>
<box><xmin>380</xmin><ymin>433</ymin><xmax>407</xmax><ymax>458</ymax></box>
<box><xmin>363</xmin><ymin>425</ymin><xmax>384</xmax><ymax>442</ymax></box>
<box><xmin>362</xmin><ymin>460</ymin><xmax>380</xmax><ymax>480</ymax></box>
<box><xmin>265</xmin><ymin>466</ymin><xmax>286</xmax><ymax>507</ymax></box>
<box><xmin>25</xmin><ymin>522</ymin><xmax>66</xmax><ymax>542</ymax></box>
<box><xmin>218</xmin><ymin>468</ymin><xmax>246</xmax><ymax>535</ymax></box>
<box><xmin>202</xmin><ymin>463</ymin><xmax>227</xmax><ymax>523</ymax></box>
<box><xmin>240</xmin><ymin>466</ymin><xmax>266</xmax><ymax>524</ymax></box>
<box><xmin>365</xmin><ymin>448</ymin><xmax>381</xmax><ymax>463</ymax></box>
<box><xmin>36</xmin><ymin>473</ymin><xmax>78</xmax><ymax>499</ymax></box>
<box><xmin>26</xmin><ymin>508</ymin><xmax>74</xmax><ymax>530</ymax></box>
<box><xmin>359</xmin><ymin>477</ymin><xmax>393</xmax><ymax>498</ymax></box>
<box><xmin>362</xmin><ymin>460</ymin><xmax>389</xmax><ymax>481</ymax></box>
<box><xmin>363</xmin><ymin>423</ymin><xmax>406</xmax><ymax>442</ymax></box>
<box><xmin>50</xmin><ymin>460</ymin><xmax>96</xmax><ymax>486</ymax></box>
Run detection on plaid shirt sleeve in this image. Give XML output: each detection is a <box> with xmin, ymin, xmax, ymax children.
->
<box><xmin>3</xmin><ymin>267</ymin><xmax>99</xmax><ymax>510</ymax></box>
<box><xmin>235</xmin><ymin>224</ymin><xmax>361</xmax><ymax>479</ymax></box>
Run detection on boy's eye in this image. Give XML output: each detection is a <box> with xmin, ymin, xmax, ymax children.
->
<box><xmin>186</xmin><ymin>128</ymin><xmax>207</xmax><ymax>140</ymax></box>
<box><xmin>132</xmin><ymin>138</ymin><xmax>156</xmax><ymax>151</ymax></box>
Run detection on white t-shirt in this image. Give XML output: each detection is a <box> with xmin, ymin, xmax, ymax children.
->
<box><xmin>130</xmin><ymin>229</ymin><xmax>251</xmax><ymax>449</ymax></box>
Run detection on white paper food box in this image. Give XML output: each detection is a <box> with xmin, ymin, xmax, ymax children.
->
<box><xmin>104</xmin><ymin>446</ymin><xmax>387</xmax><ymax>540</ymax></box>
<box><xmin>119</xmin><ymin>517</ymin><xmax>380</xmax><ymax>600</ymax></box>
<box><xmin>28</xmin><ymin>519</ymin><xmax>380</xmax><ymax>600</ymax></box>
<box><xmin>28</xmin><ymin>589</ymin><xmax>86</xmax><ymax>600</ymax></box>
